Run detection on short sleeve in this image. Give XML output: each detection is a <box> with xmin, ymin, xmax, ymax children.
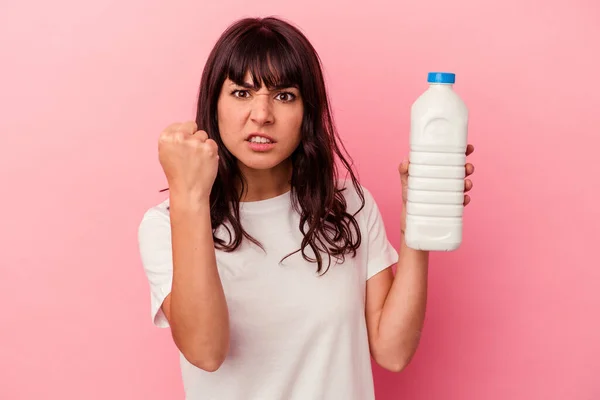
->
<box><xmin>137</xmin><ymin>206</ymin><xmax>173</xmax><ymax>328</ymax></box>
<box><xmin>362</xmin><ymin>187</ymin><xmax>399</xmax><ymax>280</ymax></box>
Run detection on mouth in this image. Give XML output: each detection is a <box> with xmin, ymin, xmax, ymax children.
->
<box><xmin>245</xmin><ymin>133</ymin><xmax>276</xmax><ymax>152</ymax></box>
<box><xmin>245</xmin><ymin>133</ymin><xmax>276</xmax><ymax>144</ymax></box>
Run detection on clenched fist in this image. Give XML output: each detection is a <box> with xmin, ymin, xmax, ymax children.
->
<box><xmin>158</xmin><ymin>121</ymin><xmax>219</xmax><ymax>203</ymax></box>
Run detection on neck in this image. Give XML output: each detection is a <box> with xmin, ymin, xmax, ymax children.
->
<box><xmin>429</xmin><ymin>83</ymin><xmax>453</xmax><ymax>89</ymax></box>
<box><xmin>237</xmin><ymin>159</ymin><xmax>293</xmax><ymax>202</ymax></box>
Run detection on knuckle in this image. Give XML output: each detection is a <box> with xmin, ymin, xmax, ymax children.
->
<box><xmin>165</xmin><ymin>122</ymin><xmax>182</xmax><ymax>132</ymax></box>
<box><xmin>187</xmin><ymin>137</ymin><xmax>202</xmax><ymax>148</ymax></box>
<box><xmin>204</xmin><ymin>140</ymin><xmax>218</xmax><ymax>156</ymax></box>
<box><xmin>208</xmin><ymin>144</ymin><xmax>219</xmax><ymax>155</ymax></box>
<box><xmin>158</xmin><ymin>130</ymin><xmax>174</xmax><ymax>143</ymax></box>
<box><xmin>196</xmin><ymin>130</ymin><xmax>209</xmax><ymax>139</ymax></box>
<box><xmin>172</xmin><ymin>131</ymin><xmax>185</xmax><ymax>141</ymax></box>
<box><xmin>183</xmin><ymin>121</ymin><xmax>198</xmax><ymax>134</ymax></box>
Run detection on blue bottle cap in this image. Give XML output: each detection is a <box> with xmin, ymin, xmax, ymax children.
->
<box><xmin>427</xmin><ymin>72</ymin><xmax>456</xmax><ymax>84</ymax></box>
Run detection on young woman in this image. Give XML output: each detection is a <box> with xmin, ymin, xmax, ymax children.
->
<box><xmin>138</xmin><ymin>16</ymin><xmax>475</xmax><ymax>400</ymax></box>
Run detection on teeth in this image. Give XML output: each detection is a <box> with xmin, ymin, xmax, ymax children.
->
<box><xmin>249</xmin><ymin>136</ymin><xmax>272</xmax><ymax>144</ymax></box>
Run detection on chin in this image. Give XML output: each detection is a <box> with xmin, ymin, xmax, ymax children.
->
<box><xmin>236</xmin><ymin>154</ymin><xmax>288</xmax><ymax>171</ymax></box>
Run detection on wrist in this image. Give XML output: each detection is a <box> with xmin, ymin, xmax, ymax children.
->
<box><xmin>169</xmin><ymin>191</ymin><xmax>211</xmax><ymax>213</ymax></box>
<box><xmin>400</xmin><ymin>202</ymin><xmax>407</xmax><ymax>233</ymax></box>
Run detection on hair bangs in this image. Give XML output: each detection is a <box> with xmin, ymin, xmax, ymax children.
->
<box><xmin>225</xmin><ymin>29</ymin><xmax>303</xmax><ymax>90</ymax></box>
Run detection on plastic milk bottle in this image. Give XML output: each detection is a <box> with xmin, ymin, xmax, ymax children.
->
<box><xmin>405</xmin><ymin>72</ymin><xmax>469</xmax><ymax>251</ymax></box>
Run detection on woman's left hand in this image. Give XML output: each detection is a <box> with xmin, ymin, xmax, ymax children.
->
<box><xmin>399</xmin><ymin>144</ymin><xmax>475</xmax><ymax>230</ymax></box>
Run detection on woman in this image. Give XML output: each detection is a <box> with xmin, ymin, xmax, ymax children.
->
<box><xmin>138</xmin><ymin>16</ymin><xmax>474</xmax><ymax>400</ymax></box>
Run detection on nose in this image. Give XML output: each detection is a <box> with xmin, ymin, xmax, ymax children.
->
<box><xmin>250</xmin><ymin>94</ymin><xmax>274</xmax><ymax>126</ymax></box>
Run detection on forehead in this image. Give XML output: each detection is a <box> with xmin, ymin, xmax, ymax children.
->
<box><xmin>226</xmin><ymin>51</ymin><xmax>299</xmax><ymax>89</ymax></box>
<box><xmin>232</xmin><ymin>71</ymin><xmax>259</xmax><ymax>85</ymax></box>
<box><xmin>222</xmin><ymin>27</ymin><xmax>303</xmax><ymax>90</ymax></box>
<box><xmin>225</xmin><ymin>71</ymin><xmax>298</xmax><ymax>90</ymax></box>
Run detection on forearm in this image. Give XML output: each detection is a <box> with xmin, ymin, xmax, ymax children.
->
<box><xmin>377</xmin><ymin>231</ymin><xmax>429</xmax><ymax>368</ymax></box>
<box><xmin>168</xmin><ymin>195</ymin><xmax>229</xmax><ymax>370</ymax></box>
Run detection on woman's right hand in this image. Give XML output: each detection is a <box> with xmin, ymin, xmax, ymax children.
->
<box><xmin>158</xmin><ymin>121</ymin><xmax>219</xmax><ymax>203</ymax></box>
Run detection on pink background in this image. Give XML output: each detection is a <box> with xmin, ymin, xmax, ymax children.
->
<box><xmin>2</xmin><ymin>0</ymin><xmax>599</xmax><ymax>399</ymax></box>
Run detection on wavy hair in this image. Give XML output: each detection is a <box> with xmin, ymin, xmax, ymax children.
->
<box><xmin>175</xmin><ymin>17</ymin><xmax>365</xmax><ymax>274</ymax></box>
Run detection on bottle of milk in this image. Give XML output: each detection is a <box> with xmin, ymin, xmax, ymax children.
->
<box><xmin>405</xmin><ymin>72</ymin><xmax>468</xmax><ymax>251</ymax></box>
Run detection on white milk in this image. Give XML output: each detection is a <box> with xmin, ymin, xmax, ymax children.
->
<box><xmin>405</xmin><ymin>72</ymin><xmax>469</xmax><ymax>251</ymax></box>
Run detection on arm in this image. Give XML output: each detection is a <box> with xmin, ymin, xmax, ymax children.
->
<box><xmin>365</xmin><ymin>230</ymin><xmax>429</xmax><ymax>372</ymax></box>
<box><xmin>365</xmin><ymin>147</ymin><xmax>474</xmax><ymax>372</ymax></box>
<box><xmin>164</xmin><ymin>196</ymin><xmax>230</xmax><ymax>372</ymax></box>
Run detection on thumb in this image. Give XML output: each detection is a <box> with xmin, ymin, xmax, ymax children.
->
<box><xmin>398</xmin><ymin>159</ymin><xmax>409</xmax><ymax>176</ymax></box>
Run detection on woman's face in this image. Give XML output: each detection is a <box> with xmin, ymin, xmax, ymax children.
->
<box><xmin>216</xmin><ymin>72</ymin><xmax>304</xmax><ymax>172</ymax></box>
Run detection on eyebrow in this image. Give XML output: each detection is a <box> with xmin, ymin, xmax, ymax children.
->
<box><xmin>230</xmin><ymin>81</ymin><xmax>299</xmax><ymax>91</ymax></box>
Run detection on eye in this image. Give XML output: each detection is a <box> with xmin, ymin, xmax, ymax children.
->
<box><xmin>231</xmin><ymin>89</ymin><xmax>250</xmax><ymax>98</ymax></box>
<box><xmin>276</xmin><ymin>91</ymin><xmax>297</xmax><ymax>103</ymax></box>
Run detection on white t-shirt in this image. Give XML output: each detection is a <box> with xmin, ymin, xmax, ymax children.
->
<box><xmin>137</xmin><ymin>182</ymin><xmax>398</xmax><ymax>400</ymax></box>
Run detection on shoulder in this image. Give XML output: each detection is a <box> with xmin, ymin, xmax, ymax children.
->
<box><xmin>336</xmin><ymin>179</ymin><xmax>382</xmax><ymax>231</ymax></box>
<box><xmin>137</xmin><ymin>199</ymin><xmax>171</xmax><ymax>239</ymax></box>
<box><xmin>336</xmin><ymin>179</ymin><xmax>378</xmax><ymax>214</ymax></box>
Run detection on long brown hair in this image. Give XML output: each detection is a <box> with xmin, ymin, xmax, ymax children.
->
<box><xmin>187</xmin><ymin>17</ymin><xmax>365</xmax><ymax>274</ymax></box>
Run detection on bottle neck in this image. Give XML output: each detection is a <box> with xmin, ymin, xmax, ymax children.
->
<box><xmin>428</xmin><ymin>83</ymin><xmax>454</xmax><ymax>89</ymax></box>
